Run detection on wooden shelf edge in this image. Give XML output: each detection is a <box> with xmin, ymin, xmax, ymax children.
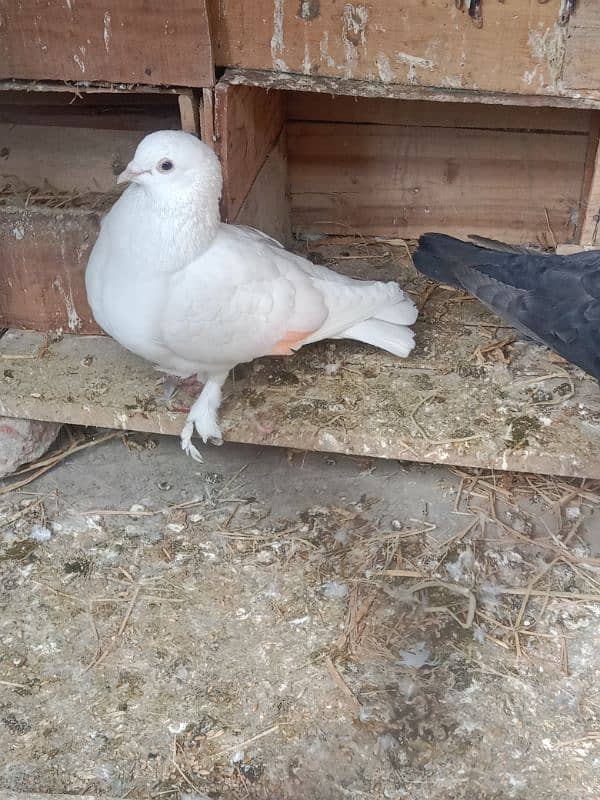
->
<box><xmin>222</xmin><ymin>68</ymin><xmax>600</xmax><ymax>111</ymax></box>
<box><xmin>1</xmin><ymin>327</ymin><xmax>599</xmax><ymax>480</ymax></box>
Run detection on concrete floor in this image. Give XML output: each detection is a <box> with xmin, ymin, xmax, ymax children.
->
<box><xmin>1</xmin><ymin>434</ymin><xmax>599</xmax><ymax>799</ymax></box>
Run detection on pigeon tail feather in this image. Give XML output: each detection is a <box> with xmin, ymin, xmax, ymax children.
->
<box><xmin>341</xmin><ymin>319</ymin><xmax>415</xmax><ymax>358</ymax></box>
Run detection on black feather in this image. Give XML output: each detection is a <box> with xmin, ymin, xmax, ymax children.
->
<box><xmin>467</xmin><ymin>235</ymin><xmax>538</xmax><ymax>256</ymax></box>
<box><xmin>413</xmin><ymin>233</ymin><xmax>600</xmax><ymax>381</ymax></box>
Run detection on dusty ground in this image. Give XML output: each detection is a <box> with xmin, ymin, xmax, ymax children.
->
<box><xmin>1</xmin><ymin>433</ymin><xmax>599</xmax><ymax>799</ymax></box>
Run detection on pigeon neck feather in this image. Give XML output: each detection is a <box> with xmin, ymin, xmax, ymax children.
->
<box><xmin>130</xmin><ymin>175</ymin><xmax>221</xmax><ymax>272</ymax></box>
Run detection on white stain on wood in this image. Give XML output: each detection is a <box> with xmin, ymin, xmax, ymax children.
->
<box><xmin>302</xmin><ymin>41</ymin><xmax>312</xmax><ymax>75</ymax></box>
<box><xmin>341</xmin><ymin>3</ymin><xmax>368</xmax><ymax>79</ymax></box>
<box><xmin>270</xmin><ymin>0</ymin><xmax>289</xmax><ymax>71</ymax></box>
<box><xmin>528</xmin><ymin>24</ymin><xmax>567</xmax><ymax>87</ymax></box>
<box><xmin>319</xmin><ymin>31</ymin><xmax>335</xmax><ymax>68</ymax></box>
<box><xmin>523</xmin><ymin>67</ymin><xmax>538</xmax><ymax>87</ymax></box>
<box><xmin>441</xmin><ymin>75</ymin><xmax>463</xmax><ymax>89</ymax></box>
<box><xmin>375</xmin><ymin>52</ymin><xmax>394</xmax><ymax>83</ymax></box>
<box><xmin>103</xmin><ymin>11</ymin><xmax>112</xmax><ymax>53</ymax></box>
<box><xmin>52</xmin><ymin>278</ymin><xmax>82</xmax><ymax>332</ymax></box>
<box><xmin>73</xmin><ymin>53</ymin><xmax>85</xmax><ymax>73</ymax></box>
<box><xmin>12</xmin><ymin>225</ymin><xmax>25</xmax><ymax>240</ymax></box>
<box><xmin>396</xmin><ymin>52</ymin><xmax>434</xmax><ymax>85</ymax></box>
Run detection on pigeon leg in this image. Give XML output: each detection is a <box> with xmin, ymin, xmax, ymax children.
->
<box><xmin>180</xmin><ymin>372</ymin><xmax>228</xmax><ymax>460</ymax></box>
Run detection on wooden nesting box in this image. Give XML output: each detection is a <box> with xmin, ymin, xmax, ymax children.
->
<box><xmin>1</xmin><ymin>0</ymin><xmax>600</xmax><ymax>477</ymax></box>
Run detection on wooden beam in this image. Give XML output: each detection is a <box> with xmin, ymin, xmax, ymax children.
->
<box><xmin>563</xmin><ymin>3</ymin><xmax>600</xmax><ymax>93</ymax></box>
<box><xmin>0</xmin><ymin>208</ymin><xmax>102</xmax><ymax>334</ymax></box>
<box><xmin>287</xmin><ymin>91</ymin><xmax>591</xmax><ymax>132</ymax></box>
<box><xmin>214</xmin><ymin>82</ymin><xmax>285</xmax><ymax>222</ymax></box>
<box><xmin>210</xmin><ymin>2</ymin><xmax>600</xmax><ymax>103</ymax></box>
<box><xmin>556</xmin><ymin>244</ymin><xmax>600</xmax><ymax>255</ymax></box>
<box><xmin>0</xmin><ymin>79</ymin><xmax>181</xmax><ymax>95</ymax></box>
<box><xmin>178</xmin><ymin>91</ymin><xmax>201</xmax><ymax>135</ymax></box>
<box><xmin>1</xmin><ymin>0</ymin><xmax>214</xmax><ymax>88</ymax></box>
<box><xmin>224</xmin><ymin>68</ymin><xmax>600</xmax><ymax>112</ymax></box>
<box><xmin>200</xmin><ymin>88</ymin><xmax>216</xmax><ymax>148</ymax></box>
<box><xmin>578</xmin><ymin>113</ymin><xmax>600</xmax><ymax>246</ymax></box>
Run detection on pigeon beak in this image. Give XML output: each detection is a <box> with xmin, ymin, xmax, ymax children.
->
<box><xmin>117</xmin><ymin>162</ymin><xmax>145</xmax><ymax>185</ymax></box>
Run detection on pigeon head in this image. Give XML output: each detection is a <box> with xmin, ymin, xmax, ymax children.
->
<box><xmin>117</xmin><ymin>130</ymin><xmax>223</xmax><ymax>202</ymax></box>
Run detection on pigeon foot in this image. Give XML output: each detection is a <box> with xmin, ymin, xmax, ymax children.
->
<box><xmin>179</xmin><ymin>374</ymin><xmax>227</xmax><ymax>459</ymax></box>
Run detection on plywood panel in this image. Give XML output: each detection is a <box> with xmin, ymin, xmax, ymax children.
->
<box><xmin>215</xmin><ymin>83</ymin><xmax>285</xmax><ymax>221</ymax></box>
<box><xmin>287</xmin><ymin>121</ymin><xmax>587</xmax><ymax>243</ymax></box>
<box><xmin>0</xmin><ymin>0</ymin><xmax>213</xmax><ymax>87</ymax></box>
<box><xmin>209</xmin><ymin>0</ymin><xmax>565</xmax><ymax>97</ymax></box>
<box><xmin>1</xmin><ymin>243</ymin><xmax>599</xmax><ymax>478</ymax></box>
<box><xmin>286</xmin><ymin>92</ymin><xmax>592</xmax><ymax>133</ymax></box>
<box><xmin>0</xmin><ymin>208</ymin><xmax>101</xmax><ymax>334</ymax></box>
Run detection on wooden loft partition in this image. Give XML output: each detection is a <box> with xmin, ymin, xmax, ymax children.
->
<box><xmin>1</xmin><ymin>75</ymin><xmax>599</xmax><ymax>335</ymax></box>
<box><xmin>579</xmin><ymin>117</ymin><xmax>600</xmax><ymax>247</ymax></box>
<box><xmin>0</xmin><ymin>85</ymin><xmax>207</xmax><ymax>334</ymax></box>
<box><xmin>220</xmin><ymin>68</ymin><xmax>600</xmax><ymax>250</ymax></box>
<box><xmin>1</xmin><ymin>0</ymin><xmax>214</xmax><ymax>87</ymax></box>
<box><xmin>209</xmin><ymin>1</ymin><xmax>600</xmax><ymax>102</ymax></box>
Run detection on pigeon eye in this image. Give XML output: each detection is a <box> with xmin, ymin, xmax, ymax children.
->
<box><xmin>157</xmin><ymin>159</ymin><xmax>174</xmax><ymax>173</ymax></box>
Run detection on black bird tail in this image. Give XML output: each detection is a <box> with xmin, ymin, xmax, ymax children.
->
<box><xmin>412</xmin><ymin>233</ymin><xmax>513</xmax><ymax>288</ymax></box>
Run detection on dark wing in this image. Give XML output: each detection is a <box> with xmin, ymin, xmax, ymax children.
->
<box><xmin>414</xmin><ymin>234</ymin><xmax>600</xmax><ymax>380</ymax></box>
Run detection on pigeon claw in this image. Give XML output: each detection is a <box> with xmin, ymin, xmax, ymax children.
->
<box><xmin>179</xmin><ymin>411</ymin><xmax>223</xmax><ymax>460</ymax></box>
<box><xmin>191</xmin><ymin>409</ymin><xmax>223</xmax><ymax>445</ymax></box>
<box><xmin>180</xmin><ymin>420</ymin><xmax>204</xmax><ymax>462</ymax></box>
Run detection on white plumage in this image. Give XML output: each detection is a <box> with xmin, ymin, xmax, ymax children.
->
<box><xmin>86</xmin><ymin>131</ymin><xmax>418</xmax><ymax>460</ymax></box>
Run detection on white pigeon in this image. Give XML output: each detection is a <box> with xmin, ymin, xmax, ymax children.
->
<box><xmin>86</xmin><ymin>131</ymin><xmax>418</xmax><ymax>460</ymax></box>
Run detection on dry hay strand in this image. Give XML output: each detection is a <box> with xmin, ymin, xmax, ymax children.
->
<box><xmin>473</xmin><ymin>335</ymin><xmax>516</xmax><ymax>366</ymax></box>
<box><xmin>360</xmin><ymin>467</ymin><xmax>600</xmax><ymax>664</ymax></box>
<box><xmin>0</xmin><ymin>175</ymin><xmax>121</xmax><ymax>211</ymax></box>
<box><xmin>83</xmin><ymin>584</ymin><xmax>141</xmax><ymax>671</ymax></box>
<box><xmin>0</xmin><ymin>430</ymin><xmax>120</xmax><ymax>496</ymax></box>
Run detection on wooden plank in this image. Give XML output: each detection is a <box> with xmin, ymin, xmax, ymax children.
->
<box><xmin>0</xmin><ymin>207</ymin><xmax>101</xmax><ymax>334</ymax></box>
<box><xmin>0</xmin><ymin>124</ymin><xmax>144</xmax><ymax>194</ymax></box>
<box><xmin>1</xmin><ymin>243</ymin><xmax>599</xmax><ymax>479</ymax></box>
<box><xmin>578</xmin><ymin>114</ymin><xmax>600</xmax><ymax>246</ymax></box>
<box><xmin>214</xmin><ymin>82</ymin><xmax>285</xmax><ymax>221</ymax></box>
<box><xmin>200</xmin><ymin>88</ymin><xmax>216</xmax><ymax>148</ymax></box>
<box><xmin>287</xmin><ymin>121</ymin><xmax>587</xmax><ymax>243</ymax></box>
<box><xmin>210</xmin><ymin>0</ymin><xmax>567</xmax><ymax>97</ymax></box>
<box><xmin>0</xmin><ymin>80</ymin><xmax>181</xmax><ymax>95</ymax></box>
<box><xmin>563</xmin><ymin>4</ymin><xmax>600</xmax><ymax>92</ymax></box>
<box><xmin>224</xmin><ymin>67</ymin><xmax>600</xmax><ymax>112</ymax></box>
<box><xmin>286</xmin><ymin>91</ymin><xmax>592</xmax><ymax>133</ymax></box>
<box><xmin>0</xmin><ymin>93</ymin><xmax>181</xmax><ymax>131</ymax></box>
<box><xmin>234</xmin><ymin>131</ymin><xmax>292</xmax><ymax>246</ymax></box>
<box><xmin>178</xmin><ymin>91</ymin><xmax>201</xmax><ymax>135</ymax></box>
<box><xmin>0</xmin><ymin>0</ymin><xmax>213</xmax><ymax>87</ymax></box>
<box><xmin>556</xmin><ymin>244</ymin><xmax>600</xmax><ymax>255</ymax></box>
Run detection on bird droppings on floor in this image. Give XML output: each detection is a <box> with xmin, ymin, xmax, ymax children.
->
<box><xmin>1</xmin><ymin>434</ymin><xmax>600</xmax><ymax>799</ymax></box>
